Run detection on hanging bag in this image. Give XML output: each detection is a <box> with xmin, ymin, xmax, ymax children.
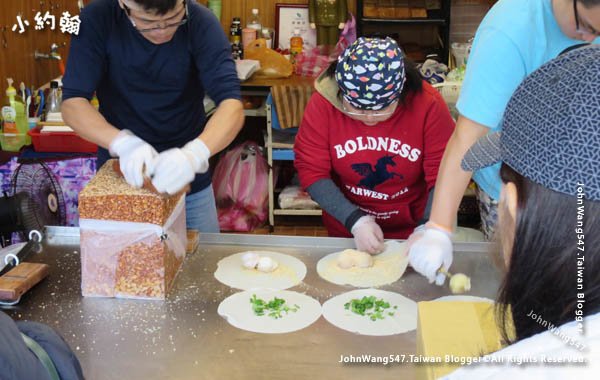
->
<box><xmin>212</xmin><ymin>141</ymin><xmax>269</xmax><ymax>231</ymax></box>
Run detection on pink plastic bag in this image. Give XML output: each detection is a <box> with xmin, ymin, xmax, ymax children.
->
<box><xmin>294</xmin><ymin>37</ymin><xmax>351</xmax><ymax>77</ymax></box>
<box><xmin>213</xmin><ymin>141</ymin><xmax>268</xmax><ymax>231</ymax></box>
<box><xmin>293</xmin><ymin>12</ymin><xmax>355</xmax><ymax>77</ymax></box>
<box><xmin>340</xmin><ymin>13</ymin><xmax>357</xmax><ymax>45</ymax></box>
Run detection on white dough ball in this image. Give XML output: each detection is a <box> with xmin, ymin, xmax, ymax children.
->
<box><xmin>242</xmin><ymin>252</ymin><xmax>260</xmax><ymax>269</ymax></box>
<box><xmin>353</xmin><ymin>251</ymin><xmax>374</xmax><ymax>268</ymax></box>
<box><xmin>337</xmin><ymin>250</ymin><xmax>356</xmax><ymax>269</ymax></box>
<box><xmin>256</xmin><ymin>256</ymin><xmax>279</xmax><ymax>273</ymax></box>
<box><xmin>336</xmin><ymin>249</ymin><xmax>373</xmax><ymax>269</ymax></box>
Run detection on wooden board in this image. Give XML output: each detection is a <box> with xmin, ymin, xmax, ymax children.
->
<box><xmin>187</xmin><ymin>229</ymin><xmax>200</xmax><ymax>254</ymax></box>
<box><xmin>0</xmin><ymin>263</ymin><xmax>50</xmax><ymax>301</ymax></box>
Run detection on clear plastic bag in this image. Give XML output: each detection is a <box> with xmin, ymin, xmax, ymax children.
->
<box><xmin>80</xmin><ymin>195</ymin><xmax>186</xmax><ymax>300</ymax></box>
<box><xmin>278</xmin><ymin>185</ymin><xmax>319</xmax><ymax>210</ymax></box>
<box><xmin>213</xmin><ymin>141</ymin><xmax>268</xmax><ymax>231</ymax></box>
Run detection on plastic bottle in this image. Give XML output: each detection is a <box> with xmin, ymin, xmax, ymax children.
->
<box><xmin>1</xmin><ymin>78</ymin><xmax>30</xmax><ymax>150</ymax></box>
<box><xmin>230</xmin><ymin>17</ymin><xmax>243</xmax><ymax>59</ymax></box>
<box><xmin>247</xmin><ymin>8</ymin><xmax>262</xmax><ymax>39</ymax></box>
<box><xmin>47</xmin><ymin>81</ymin><xmax>61</xmax><ymax>114</ymax></box>
<box><xmin>290</xmin><ymin>28</ymin><xmax>303</xmax><ymax>62</ymax></box>
<box><xmin>261</xmin><ymin>28</ymin><xmax>272</xmax><ymax>49</ymax></box>
<box><xmin>242</xmin><ymin>28</ymin><xmax>257</xmax><ymax>49</ymax></box>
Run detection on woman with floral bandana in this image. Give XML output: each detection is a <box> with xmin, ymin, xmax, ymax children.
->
<box><xmin>294</xmin><ymin>37</ymin><xmax>455</xmax><ymax>254</ymax></box>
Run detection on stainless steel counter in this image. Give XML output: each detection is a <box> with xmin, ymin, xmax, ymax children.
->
<box><xmin>2</xmin><ymin>227</ymin><xmax>501</xmax><ymax>380</ymax></box>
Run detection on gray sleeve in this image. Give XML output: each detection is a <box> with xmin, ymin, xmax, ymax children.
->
<box><xmin>306</xmin><ymin>178</ymin><xmax>365</xmax><ymax>232</ymax></box>
<box><xmin>417</xmin><ymin>186</ymin><xmax>435</xmax><ymax>225</ymax></box>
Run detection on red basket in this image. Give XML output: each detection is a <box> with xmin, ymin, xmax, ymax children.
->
<box><xmin>28</xmin><ymin>126</ymin><xmax>97</xmax><ymax>153</ymax></box>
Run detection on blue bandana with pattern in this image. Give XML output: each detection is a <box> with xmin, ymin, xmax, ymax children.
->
<box><xmin>335</xmin><ymin>37</ymin><xmax>406</xmax><ymax>111</ymax></box>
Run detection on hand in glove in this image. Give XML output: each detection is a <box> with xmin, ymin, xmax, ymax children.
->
<box><xmin>109</xmin><ymin>129</ymin><xmax>158</xmax><ymax>188</ymax></box>
<box><xmin>151</xmin><ymin>138</ymin><xmax>210</xmax><ymax>195</ymax></box>
<box><xmin>351</xmin><ymin>215</ymin><xmax>385</xmax><ymax>254</ymax></box>
<box><xmin>407</xmin><ymin>223</ymin><xmax>453</xmax><ymax>285</ymax></box>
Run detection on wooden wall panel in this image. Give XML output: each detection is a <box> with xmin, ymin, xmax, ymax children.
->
<box><xmin>0</xmin><ymin>0</ymin><xmax>79</xmax><ymax>90</ymax></box>
<box><xmin>215</xmin><ymin>0</ymin><xmax>356</xmax><ymax>33</ymax></box>
<box><xmin>0</xmin><ymin>0</ymin><xmax>357</xmax><ymax>91</ymax></box>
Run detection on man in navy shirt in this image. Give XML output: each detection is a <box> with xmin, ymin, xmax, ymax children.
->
<box><xmin>62</xmin><ymin>0</ymin><xmax>244</xmax><ymax>232</ymax></box>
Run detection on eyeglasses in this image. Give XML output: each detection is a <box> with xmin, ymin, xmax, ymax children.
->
<box><xmin>341</xmin><ymin>99</ymin><xmax>398</xmax><ymax>119</ymax></box>
<box><xmin>573</xmin><ymin>0</ymin><xmax>600</xmax><ymax>36</ymax></box>
<box><xmin>122</xmin><ymin>0</ymin><xmax>188</xmax><ymax>33</ymax></box>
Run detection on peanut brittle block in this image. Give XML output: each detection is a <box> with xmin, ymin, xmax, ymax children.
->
<box><xmin>79</xmin><ymin>160</ymin><xmax>186</xmax><ymax>300</ymax></box>
<box><xmin>79</xmin><ymin>160</ymin><xmax>182</xmax><ymax>225</ymax></box>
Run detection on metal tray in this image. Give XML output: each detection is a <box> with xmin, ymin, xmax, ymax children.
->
<box><xmin>2</xmin><ymin>227</ymin><xmax>501</xmax><ymax>380</ymax></box>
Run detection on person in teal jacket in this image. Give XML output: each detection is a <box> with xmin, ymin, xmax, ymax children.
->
<box><xmin>408</xmin><ymin>0</ymin><xmax>600</xmax><ymax>285</ymax></box>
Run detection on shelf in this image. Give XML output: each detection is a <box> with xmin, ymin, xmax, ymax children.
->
<box><xmin>243</xmin><ymin>105</ymin><xmax>267</xmax><ymax>117</ymax></box>
<box><xmin>360</xmin><ymin>18</ymin><xmax>447</xmax><ymax>25</ymax></box>
<box><xmin>271</xmin><ymin>128</ymin><xmax>296</xmax><ymax>149</ymax></box>
<box><xmin>272</xmin><ymin>149</ymin><xmax>294</xmax><ymax>160</ymax></box>
<box><xmin>357</xmin><ymin>0</ymin><xmax>452</xmax><ymax>64</ymax></box>
<box><xmin>273</xmin><ymin>209</ymin><xmax>322</xmax><ymax>216</ymax></box>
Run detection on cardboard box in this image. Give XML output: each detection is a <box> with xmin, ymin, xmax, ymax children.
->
<box><xmin>416</xmin><ymin>301</ymin><xmax>510</xmax><ymax>380</ymax></box>
<box><xmin>395</xmin><ymin>7</ymin><xmax>412</xmax><ymax>18</ymax></box>
<box><xmin>410</xmin><ymin>8</ymin><xmax>428</xmax><ymax>18</ymax></box>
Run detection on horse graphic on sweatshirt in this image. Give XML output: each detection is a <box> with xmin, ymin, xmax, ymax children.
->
<box><xmin>351</xmin><ymin>156</ymin><xmax>403</xmax><ymax>190</ymax></box>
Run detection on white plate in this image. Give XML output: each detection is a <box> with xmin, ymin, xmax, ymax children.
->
<box><xmin>316</xmin><ymin>241</ymin><xmax>408</xmax><ymax>287</ymax></box>
<box><xmin>322</xmin><ymin>288</ymin><xmax>417</xmax><ymax>336</ymax></box>
<box><xmin>214</xmin><ymin>251</ymin><xmax>307</xmax><ymax>290</ymax></box>
<box><xmin>218</xmin><ymin>289</ymin><xmax>321</xmax><ymax>334</ymax></box>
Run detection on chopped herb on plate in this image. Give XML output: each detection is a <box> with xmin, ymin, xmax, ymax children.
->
<box><xmin>344</xmin><ymin>296</ymin><xmax>396</xmax><ymax>321</ymax></box>
<box><xmin>250</xmin><ymin>294</ymin><xmax>300</xmax><ymax>319</ymax></box>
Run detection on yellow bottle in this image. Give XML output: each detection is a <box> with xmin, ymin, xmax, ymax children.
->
<box><xmin>290</xmin><ymin>28</ymin><xmax>303</xmax><ymax>63</ymax></box>
<box><xmin>1</xmin><ymin>78</ymin><xmax>31</xmax><ymax>150</ymax></box>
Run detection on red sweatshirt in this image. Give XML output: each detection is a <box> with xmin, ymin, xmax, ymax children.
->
<box><xmin>295</xmin><ymin>81</ymin><xmax>455</xmax><ymax>239</ymax></box>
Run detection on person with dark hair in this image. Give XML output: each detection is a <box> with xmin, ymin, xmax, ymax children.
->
<box><xmin>443</xmin><ymin>45</ymin><xmax>600</xmax><ymax>378</ymax></box>
<box><xmin>0</xmin><ymin>311</ymin><xmax>85</xmax><ymax>379</ymax></box>
<box><xmin>408</xmin><ymin>0</ymin><xmax>600</xmax><ymax>286</ymax></box>
<box><xmin>61</xmin><ymin>0</ymin><xmax>244</xmax><ymax>232</ymax></box>
<box><xmin>294</xmin><ymin>37</ymin><xmax>454</xmax><ymax>254</ymax></box>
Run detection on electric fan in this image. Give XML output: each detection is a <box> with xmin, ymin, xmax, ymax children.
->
<box><xmin>0</xmin><ymin>162</ymin><xmax>66</xmax><ymax>247</ymax></box>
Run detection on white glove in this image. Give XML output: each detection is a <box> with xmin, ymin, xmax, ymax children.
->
<box><xmin>310</xmin><ymin>23</ymin><xmax>316</xmax><ymax>29</ymax></box>
<box><xmin>338</xmin><ymin>22</ymin><xmax>345</xmax><ymax>30</ymax></box>
<box><xmin>408</xmin><ymin>224</ymin><xmax>453</xmax><ymax>285</ymax></box>
<box><xmin>350</xmin><ymin>215</ymin><xmax>385</xmax><ymax>254</ymax></box>
<box><xmin>151</xmin><ymin>138</ymin><xmax>210</xmax><ymax>195</ymax></box>
<box><xmin>109</xmin><ymin>129</ymin><xmax>158</xmax><ymax>188</ymax></box>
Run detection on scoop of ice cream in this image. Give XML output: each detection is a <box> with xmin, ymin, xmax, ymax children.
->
<box><xmin>449</xmin><ymin>273</ymin><xmax>471</xmax><ymax>294</ymax></box>
<box><xmin>242</xmin><ymin>252</ymin><xmax>260</xmax><ymax>269</ymax></box>
<box><xmin>256</xmin><ymin>256</ymin><xmax>279</xmax><ymax>273</ymax></box>
<box><xmin>336</xmin><ymin>249</ymin><xmax>374</xmax><ymax>269</ymax></box>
